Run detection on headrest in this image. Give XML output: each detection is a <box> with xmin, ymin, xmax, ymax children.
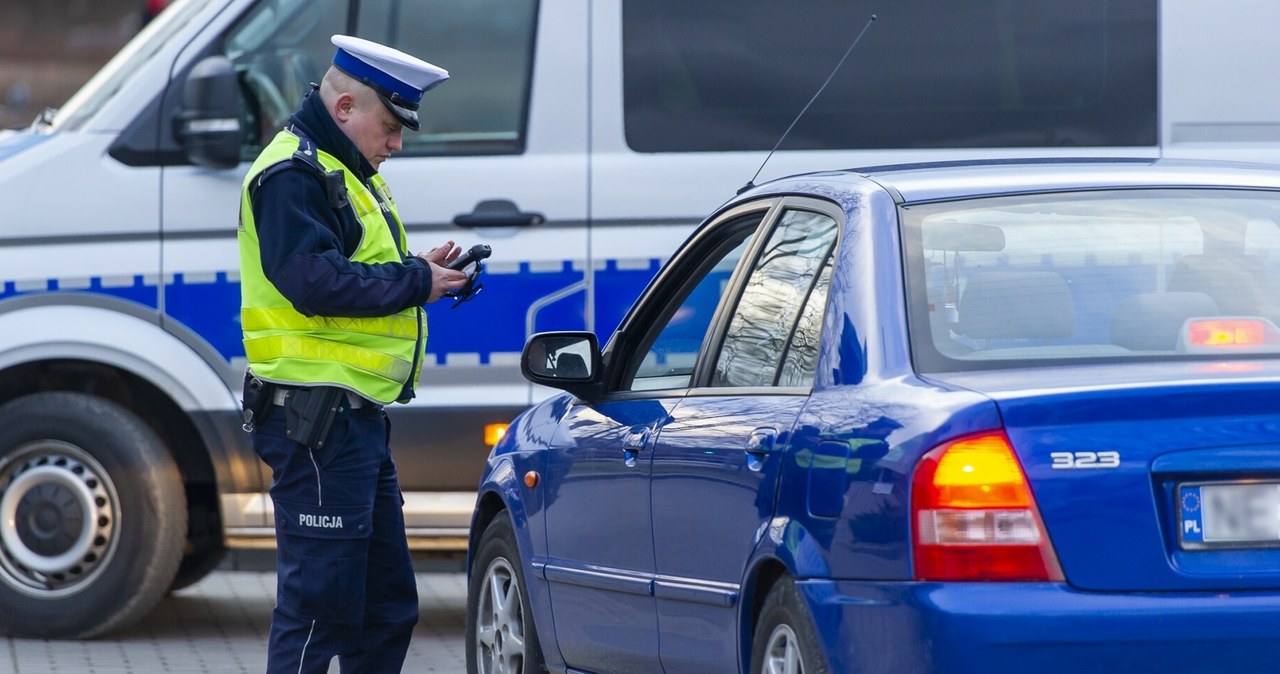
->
<box><xmin>955</xmin><ymin>271</ymin><xmax>1075</xmax><ymax>340</ymax></box>
<box><xmin>1110</xmin><ymin>291</ymin><xmax>1219</xmax><ymax>351</ymax></box>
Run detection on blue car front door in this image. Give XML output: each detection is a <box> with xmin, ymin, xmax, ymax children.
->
<box><xmin>540</xmin><ymin>396</ymin><xmax>672</xmax><ymax>674</ymax></box>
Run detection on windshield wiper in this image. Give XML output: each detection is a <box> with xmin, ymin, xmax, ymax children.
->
<box><xmin>31</xmin><ymin>107</ymin><xmax>57</xmax><ymax>130</ymax></box>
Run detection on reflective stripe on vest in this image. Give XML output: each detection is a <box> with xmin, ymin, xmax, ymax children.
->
<box><xmin>239</xmin><ymin>129</ymin><xmax>425</xmax><ymax>404</ymax></box>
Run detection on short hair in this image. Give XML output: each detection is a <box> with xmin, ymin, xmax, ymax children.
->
<box><xmin>319</xmin><ymin>66</ymin><xmax>379</xmax><ymax>111</ymax></box>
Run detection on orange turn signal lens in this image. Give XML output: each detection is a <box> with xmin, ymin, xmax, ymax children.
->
<box><xmin>924</xmin><ymin>433</ymin><xmax>1032</xmax><ymax>508</ymax></box>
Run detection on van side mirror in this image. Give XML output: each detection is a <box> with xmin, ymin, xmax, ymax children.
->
<box><xmin>176</xmin><ymin>56</ymin><xmax>242</xmax><ymax>170</ymax></box>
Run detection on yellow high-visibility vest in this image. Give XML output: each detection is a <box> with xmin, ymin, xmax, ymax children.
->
<box><xmin>238</xmin><ymin>129</ymin><xmax>425</xmax><ymax>404</ymax></box>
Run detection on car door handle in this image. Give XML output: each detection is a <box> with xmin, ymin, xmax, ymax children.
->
<box><xmin>745</xmin><ymin>428</ymin><xmax>777</xmax><ymax>456</ymax></box>
<box><xmin>622</xmin><ymin>427</ymin><xmax>650</xmax><ymax>468</ymax></box>
<box><xmin>745</xmin><ymin>428</ymin><xmax>777</xmax><ymax>472</ymax></box>
<box><xmin>452</xmin><ymin>199</ymin><xmax>545</xmax><ymax>228</ymax></box>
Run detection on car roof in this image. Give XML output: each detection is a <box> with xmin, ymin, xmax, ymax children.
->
<box><xmin>759</xmin><ymin>157</ymin><xmax>1280</xmax><ymax>205</ymax></box>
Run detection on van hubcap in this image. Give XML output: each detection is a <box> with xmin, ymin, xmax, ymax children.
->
<box><xmin>0</xmin><ymin>442</ymin><xmax>118</xmax><ymax>597</ymax></box>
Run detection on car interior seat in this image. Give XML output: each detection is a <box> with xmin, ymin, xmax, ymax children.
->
<box><xmin>554</xmin><ymin>352</ymin><xmax>589</xmax><ymax>378</ymax></box>
<box><xmin>954</xmin><ymin>270</ymin><xmax>1076</xmax><ymax>342</ymax></box>
<box><xmin>1166</xmin><ymin>254</ymin><xmax>1268</xmax><ymax>316</ymax></box>
<box><xmin>1109</xmin><ymin>291</ymin><xmax>1219</xmax><ymax>351</ymax></box>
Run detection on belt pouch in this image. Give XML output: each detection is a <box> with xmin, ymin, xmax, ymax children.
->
<box><xmin>241</xmin><ymin>373</ymin><xmax>273</xmax><ymax>431</ymax></box>
<box><xmin>283</xmin><ymin>387</ymin><xmax>345</xmax><ymax>449</ymax></box>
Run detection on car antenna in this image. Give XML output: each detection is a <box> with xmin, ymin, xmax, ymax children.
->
<box><xmin>739</xmin><ymin>14</ymin><xmax>878</xmax><ymax>195</ymax></box>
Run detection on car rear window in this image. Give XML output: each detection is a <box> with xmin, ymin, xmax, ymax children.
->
<box><xmin>902</xmin><ymin>189</ymin><xmax>1280</xmax><ymax>371</ymax></box>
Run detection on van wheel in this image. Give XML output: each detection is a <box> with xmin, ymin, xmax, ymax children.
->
<box><xmin>168</xmin><ymin>493</ymin><xmax>226</xmax><ymax>592</ymax></box>
<box><xmin>466</xmin><ymin>515</ymin><xmax>545</xmax><ymax>674</ymax></box>
<box><xmin>0</xmin><ymin>392</ymin><xmax>186</xmax><ymax>638</ymax></box>
<box><xmin>750</xmin><ymin>577</ymin><xmax>830</xmax><ymax>674</ymax></box>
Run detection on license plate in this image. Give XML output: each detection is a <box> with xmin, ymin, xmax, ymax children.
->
<box><xmin>1179</xmin><ymin>482</ymin><xmax>1280</xmax><ymax>549</ymax></box>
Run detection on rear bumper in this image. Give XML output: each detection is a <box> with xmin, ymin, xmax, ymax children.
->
<box><xmin>800</xmin><ymin>579</ymin><xmax>1280</xmax><ymax>673</ymax></box>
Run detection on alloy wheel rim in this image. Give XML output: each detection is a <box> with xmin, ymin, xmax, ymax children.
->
<box><xmin>475</xmin><ymin>556</ymin><xmax>526</xmax><ymax>674</ymax></box>
<box><xmin>763</xmin><ymin>623</ymin><xmax>804</xmax><ymax>674</ymax></box>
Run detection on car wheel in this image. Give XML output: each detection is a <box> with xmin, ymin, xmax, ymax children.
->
<box><xmin>751</xmin><ymin>577</ymin><xmax>831</xmax><ymax>674</ymax></box>
<box><xmin>466</xmin><ymin>515</ymin><xmax>545</xmax><ymax>674</ymax></box>
<box><xmin>0</xmin><ymin>392</ymin><xmax>186</xmax><ymax>638</ymax></box>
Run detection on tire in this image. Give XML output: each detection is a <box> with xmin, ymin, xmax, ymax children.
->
<box><xmin>0</xmin><ymin>392</ymin><xmax>186</xmax><ymax>638</ymax></box>
<box><xmin>751</xmin><ymin>577</ymin><xmax>831</xmax><ymax>674</ymax></box>
<box><xmin>167</xmin><ymin>492</ymin><xmax>226</xmax><ymax>592</ymax></box>
<box><xmin>466</xmin><ymin>515</ymin><xmax>545</xmax><ymax>674</ymax></box>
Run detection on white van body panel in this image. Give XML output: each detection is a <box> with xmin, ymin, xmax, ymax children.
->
<box><xmin>1161</xmin><ymin>0</ymin><xmax>1280</xmax><ymax>158</ymax></box>
<box><xmin>0</xmin><ymin>305</ymin><xmax>233</xmax><ymax>410</ymax></box>
<box><xmin>0</xmin><ymin>134</ymin><xmax>158</xmax><ymax>241</ymax></box>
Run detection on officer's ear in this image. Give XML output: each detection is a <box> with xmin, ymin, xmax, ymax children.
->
<box><xmin>332</xmin><ymin>92</ymin><xmax>358</xmax><ymax>123</ymax></box>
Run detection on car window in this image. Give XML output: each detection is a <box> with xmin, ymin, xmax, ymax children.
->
<box><xmin>904</xmin><ymin>189</ymin><xmax>1280</xmax><ymax>371</ymax></box>
<box><xmin>777</xmin><ymin>260</ymin><xmax>833</xmax><ymax>387</ymax></box>
<box><xmin>713</xmin><ymin>209</ymin><xmax>838</xmax><ymax>387</ymax></box>
<box><xmin>223</xmin><ymin>0</ymin><xmax>536</xmax><ymax>158</ymax></box>
<box><xmin>628</xmin><ymin>227</ymin><xmax>757</xmax><ymax>392</ymax></box>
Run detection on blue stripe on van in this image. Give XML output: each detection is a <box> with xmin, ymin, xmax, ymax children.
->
<box><xmin>0</xmin><ymin>276</ymin><xmax>159</xmax><ymax>308</ymax></box>
<box><xmin>1</xmin><ymin>260</ymin><xmax>664</xmax><ymax>365</ymax></box>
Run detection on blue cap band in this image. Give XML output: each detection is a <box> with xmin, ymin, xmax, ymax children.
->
<box><xmin>332</xmin><ymin>48</ymin><xmax>422</xmax><ymax>110</ymax></box>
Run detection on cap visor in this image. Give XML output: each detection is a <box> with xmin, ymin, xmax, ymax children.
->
<box><xmin>377</xmin><ymin>92</ymin><xmax>420</xmax><ymax>131</ymax></box>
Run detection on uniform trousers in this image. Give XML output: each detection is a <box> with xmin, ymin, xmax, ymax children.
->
<box><xmin>252</xmin><ymin>399</ymin><xmax>418</xmax><ymax>673</ymax></box>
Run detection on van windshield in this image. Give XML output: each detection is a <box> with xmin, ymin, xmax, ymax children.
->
<box><xmin>51</xmin><ymin>0</ymin><xmax>214</xmax><ymax>131</ymax></box>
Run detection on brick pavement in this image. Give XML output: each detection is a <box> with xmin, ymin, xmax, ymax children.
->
<box><xmin>0</xmin><ymin>570</ymin><xmax>468</xmax><ymax>673</ymax></box>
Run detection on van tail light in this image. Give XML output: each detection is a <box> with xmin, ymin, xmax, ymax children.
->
<box><xmin>911</xmin><ymin>431</ymin><xmax>1063</xmax><ymax>581</ymax></box>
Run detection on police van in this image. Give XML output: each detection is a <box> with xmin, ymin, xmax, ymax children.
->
<box><xmin>0</xmin><ymin>0</ymin><xmax>1271</xmax><ymax>638</ymax></box>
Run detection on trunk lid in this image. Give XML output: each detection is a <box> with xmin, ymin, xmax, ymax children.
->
<box><xmin>928</xmin><ymin>361</ymin><xmax>1280</xmax><ymax>591</ymax></box>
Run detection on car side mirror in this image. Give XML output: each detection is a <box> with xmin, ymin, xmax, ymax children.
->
<box><xmin>522</xmin><ymin>331</ymin><xmax>602</xmax><ymax>399</ymax></box>
<box><xmin>175</xmin><ymin>56</ymin><xmax>243</xmax><ymax>170</ymax></box>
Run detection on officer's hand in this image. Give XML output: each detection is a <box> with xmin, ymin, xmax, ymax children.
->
<box><xmin>418</xmin><ymin>241</ymin><xmax>461</xmax><ymax>267</ymax></box>
<box><xmin>426</xmin><ymin>263</ymin><xmax>469</xmax><ymax>303</ymax></box>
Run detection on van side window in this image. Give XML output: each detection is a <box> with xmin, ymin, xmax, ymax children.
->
<box><xmin>359</xmin><ymin>1</ymin><xmax>536</xmax><ymax>157</ymax></box>
<box><xmin>623</xmin><ymin>0</ymin><xmax>1156</xmax><ymax>152</ymax></box>
<box><xmin>223</xmin><ymin>0</ymin><xmax>349</xmax><ymax>153</ymax></box>
<box><xmin>224</xmin><ymin>0</ymin><xmax>537</xmax><ymax>158</ymax></box>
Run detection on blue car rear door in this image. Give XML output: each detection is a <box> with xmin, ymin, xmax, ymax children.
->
<box><xmin>650</xmin><ymin>202</ymin><xmax>841</xmax><ymax>674</ymax></box>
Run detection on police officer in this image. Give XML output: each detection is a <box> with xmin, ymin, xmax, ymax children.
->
<box><xmin>237</xmin><ymin>35</ymin><xmax>468</xmax><ymax>673</ymax></box>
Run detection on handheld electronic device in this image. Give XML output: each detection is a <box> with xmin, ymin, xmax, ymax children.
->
<box><xmin>447</xmin><ymin>243</ymin><xmax>492</xmax><ymax>271</ymax></box>
<box><xmin>444</xmin><ymin>244</ymin><xmax>492</xmax><ymax>307</ymax></box>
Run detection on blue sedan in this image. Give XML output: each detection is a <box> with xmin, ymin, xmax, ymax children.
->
<box><xmin>465</xmin><ymin>159</ymin><xmax>1280</xmax><ymax>674</ymax></box>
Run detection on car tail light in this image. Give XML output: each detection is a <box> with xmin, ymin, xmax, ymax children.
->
<box><xmin>911</xmin><ymin>431</ymin><xmax>1063</xmax><ymax>581</ymax></box>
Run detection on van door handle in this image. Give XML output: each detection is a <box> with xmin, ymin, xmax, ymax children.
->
<box><xmin>453</xmin><ymin>199</ymin><xmax>545</xmax><ymax>228</ymax></box>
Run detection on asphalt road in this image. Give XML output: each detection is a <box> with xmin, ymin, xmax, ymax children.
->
<box><xmin>0</xmin><ymin>566</ymin><xmax>469</xmax><ymax>673</ymax></box>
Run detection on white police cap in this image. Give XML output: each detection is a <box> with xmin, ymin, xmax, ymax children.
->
<box><xmin>330</xmin><ymin>35</ymin><xmax>449</xmax><ymax>132</ymax></box>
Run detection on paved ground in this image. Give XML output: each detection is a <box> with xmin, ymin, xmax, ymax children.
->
<box><xmin>0</xmin><ymin>563</ymin><xmax>469</xmax><ymax>673</ymax></box>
